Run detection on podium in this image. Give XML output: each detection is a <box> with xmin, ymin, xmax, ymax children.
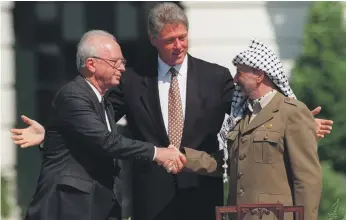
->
<box><xmin>216</xmin><ymin>204</ymin><xmax>304</xmax><ymax>220</ymax></box>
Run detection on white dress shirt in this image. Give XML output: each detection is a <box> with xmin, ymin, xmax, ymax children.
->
<box><xmin>157</xmin><ymin>55</ymin><xmax>188</xmax><ymax>133</ymax></box>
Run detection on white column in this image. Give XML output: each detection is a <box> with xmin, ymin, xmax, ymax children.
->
<box><xmin>0</xmin><ymin>1</ymin><xmax>20</xmax><ymax>219</ymax></box>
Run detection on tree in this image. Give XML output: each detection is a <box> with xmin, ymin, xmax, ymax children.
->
<box><xmin>290</xmin><ymin>1</ymin><xmax>346</xmax><ymax>173</ymax></box>
<box><xmin>319</xmin><ymin>162</ymin><xmax>346</xmax><ymax>220</ymax></box>
<box><xmin>290</xmin><ymin>1</ymin><xmax>346</xmax><ymax>219</ymax></box>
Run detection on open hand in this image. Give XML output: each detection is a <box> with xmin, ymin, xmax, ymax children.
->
<box><xmin>311</xmin><ymin>106</ymin><xmax>333</xmax><ymax>139</ymax></box>
<box><xmin>10</xmin><ymin>115</ymin><xmax>45</xmax><ymax>148</ymax></box>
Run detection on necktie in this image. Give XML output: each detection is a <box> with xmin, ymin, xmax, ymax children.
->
<box><xmin>168</xmin><ymin>67</ymin><xmax>184</xmax><ymax>148</ymax></box>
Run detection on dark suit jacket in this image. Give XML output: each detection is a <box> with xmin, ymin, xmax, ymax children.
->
<box><xmin>108</xmin><ymin>54</ymin><xmax>234</xmax><ymax>220</ymax></box>
<box><xmin>25</xmin><ymin>75</ymin><xmax>155</xmax><ymax>220</ymax></box>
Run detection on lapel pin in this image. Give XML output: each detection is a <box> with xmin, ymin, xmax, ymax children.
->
<box><xmin>267</xmin><ymin>124</ymin><xmax>272</xmax><ymax>129</ymax></box>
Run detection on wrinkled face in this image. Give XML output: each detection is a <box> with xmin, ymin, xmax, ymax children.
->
<box><xmin>150</xmin><ymin>23</ymin><xmax>188</xmax><ymax>66</ymax></box>
<box><xmin>234</xmin><ymin>64</ymin><xmax>261</xmax><ymax>94</ymax></box>
<box><xmin>86</xmin><ymin>38</ymin><xmax>126</xmax><ymax>90</ymax></box>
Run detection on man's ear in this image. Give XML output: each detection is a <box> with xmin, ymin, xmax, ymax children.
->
<box><xmin>149</xmin><ymin>33</ymin><xmax>156</xmax><ymax>46</ymax></box>
<box><xmin>257</xmin><ymin>71</ymin><xmax>265</xmax><ymax>83</ymax></box>
<box><xmin>85</xmin><ymin>58</ymin><xmax>96</xmax><ymax>73</ymax></box>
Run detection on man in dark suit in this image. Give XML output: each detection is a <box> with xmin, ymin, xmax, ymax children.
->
<box><xmin>11</xmin><ymin>3</ymin><xmax>333</xmax><ymax>220</ymax></box>
<box><xmin>106</xmin><ymin>3</ymin><xmax>233</xmax><ymax>220</ymax></box>
<box><xmin>15</xmin><ymin>30</ymin><xmax>185</xmax><ymax>220</ymax></box>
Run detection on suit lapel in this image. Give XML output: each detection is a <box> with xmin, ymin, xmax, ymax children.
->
<box><xmin>181</xmin><ymin>55</ymin><xmax>201</xmax><ymax>146</ymax></box>
<box><xmin>139</xmin><ymin>62</ymin><xmax>170</xmax><ymax>144</ymax></box>
<box><xmin>74</xmin><ymin>75</ymin><xmax>107</xmax><ymax>125</ymax></box>
<box><xmin>105</xmin><ymin>98</ymin><xmax>117</xmax><ymax>131</ymax></box>
<box><xmin>242</xmin><ymin>93</ymin><xmax>282</xmax><ymax>134</ymax></box>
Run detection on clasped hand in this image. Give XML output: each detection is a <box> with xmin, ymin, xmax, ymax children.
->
<box><xmin>154</xmin><ymin>145</ymin><xmax>186</xmax><ymax>174</ymax></box>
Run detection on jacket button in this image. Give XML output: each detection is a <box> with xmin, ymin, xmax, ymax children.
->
<box><xmin>237</xmin><ymin>172</ymin><xmax>244</xmax><ymax>179</ymax></box>
<box><xmin>239</xmin><ymin>154</ymin><xmax>246</xmax><ymax>160</ymax></box>
<box><xmin>238</xmin><ymin>188</ymin><xmax>244</xmax><ymax>196</ymax></box>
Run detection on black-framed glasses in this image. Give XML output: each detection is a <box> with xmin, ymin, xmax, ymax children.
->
<box><xmin>91</xmin><ymin>56</ymin><xmax>127</xmax><ymax>69</ymax></box>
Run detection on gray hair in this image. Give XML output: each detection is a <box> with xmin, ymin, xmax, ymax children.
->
<box><xmin>148</xmin><ymin>3</ymin><xmax>188</xmax><ymax>37</ymax></box>
<box><xmin>76</xmin><ymin>30</ymin><xmax>117</xmax><ymax>72</ymax></box>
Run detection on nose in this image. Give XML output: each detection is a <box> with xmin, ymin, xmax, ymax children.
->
<box><xmin>117</xmin><ymin>64</ymin><xmax>126</xmax><ymax>73</ymax></box>
<box><xmin>174</xmin><ymin>38</ymin><xmax>182</xmax><ymax>49</ymax></box>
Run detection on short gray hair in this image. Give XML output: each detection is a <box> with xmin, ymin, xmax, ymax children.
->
<box><xmin>148</xmin><ymin>3</ymin><xmax>188</xmax><ymax>38</ymax></box>
<box><xmin>76</xmin><ymin>30</ymin><xmax>117</xmax><ymax>72</ymax></box>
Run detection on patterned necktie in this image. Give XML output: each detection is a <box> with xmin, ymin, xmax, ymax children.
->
<box><xmin>168</xmin><ymin>67</ymin><xmax>184</xmax><ymax>148</ymax></box>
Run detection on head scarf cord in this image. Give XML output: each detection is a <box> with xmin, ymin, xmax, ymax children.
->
<box><xmin>218</xmin><ymin>38</ymin><xmax>296</xmax><ymax>182</ymax></box>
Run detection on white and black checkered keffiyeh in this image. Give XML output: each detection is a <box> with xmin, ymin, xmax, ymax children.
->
<box><xmin>218</xmin><ymin>38</ymin><xmax>296</xmax><ymax>182</ymax></box>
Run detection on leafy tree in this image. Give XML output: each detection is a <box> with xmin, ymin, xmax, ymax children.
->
<box><xmin>290</xmin><ymin>1</ymin><xmax>346</xmax><ymax>219</ymax></box>
<box><xmin>290</xmin><ymin>1</ymin><xmax>346</xmax><ymax>173</ymax></box>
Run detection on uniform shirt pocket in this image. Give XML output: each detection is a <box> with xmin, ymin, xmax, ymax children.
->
<box><xmin>253</xmin><ymin>130</ymin><xmax>281</xmax><ymax>164</ymax></box>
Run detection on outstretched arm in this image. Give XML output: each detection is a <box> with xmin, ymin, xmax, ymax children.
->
<box><xmin>163</xmin><ymin>146</ymin><xmax>224</xmax><ymax>176</ymax></box>
<box><xmin>10</xmin><ymin>110</ymin><xmax>186</xmax><ymax>170</ymax></box>
<box><xmin>10</xmin><ymin>106</ymin><xmax>333</xmax><ymax>149</ymax></box>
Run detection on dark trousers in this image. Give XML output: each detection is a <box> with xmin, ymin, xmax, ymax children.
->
<box><xmin>153</xmin><ymin>187</ymin><xmax>222</xmax><ymax>220</ymax></box>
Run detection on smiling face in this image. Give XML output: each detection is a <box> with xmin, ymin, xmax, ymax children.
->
<box><xmin>150</xmin><ymin>23</ymin><xmax>188</xmax><ymax>66</ymax></box>
<box><xmin>234</xmin><ymin>64</ymin><xmax>262</xmax><ymax>95</ymax></box>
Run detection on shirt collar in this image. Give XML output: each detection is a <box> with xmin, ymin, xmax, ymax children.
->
<box><xmin>248</xmin><ymin>90</ymin><xmax>277</xmax><ymax>113</ymax></box>
<box><xmin>84</xmin><ymin>78</ymin><xmax>103</xmax><ymax>103</ymax></box>
<box><xmin>157</xmin><ymin>55</ymin><xmax>188</xmax><ymax>78</ymax></box>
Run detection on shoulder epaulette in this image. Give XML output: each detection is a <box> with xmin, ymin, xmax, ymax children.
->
<box><xmin>284</xmin><ymin>97</ymin><xmax>298</xmax><ymax>106</ymax></box>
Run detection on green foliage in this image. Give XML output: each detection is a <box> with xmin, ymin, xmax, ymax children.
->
<box><xmin>319</xmin><ymin>162</ymin><xmax>346</xmax><ymax>220</ymax></box>
<box><xmin>1</xmin><ymin>175</ymin><xmax>11</xmax><ymax>218</ymax></box>
<box><xmin>290</xmin><ymin>2</ymin><xmax>346</xmax><ymax>219</ymax></box>
<box><xmin>290</xmin><ymin>2</ymin><xmax>346</xmax><ymax>173</ymax></box>
<box><xmin>326</xmin><ymin>199</ymin><xmax>340</xmax><ymax>220</ymax></box>
<box><xmin>325</xmin><ymin>199</ymin><xmax>346</xmax><ymax>220</ymax></box>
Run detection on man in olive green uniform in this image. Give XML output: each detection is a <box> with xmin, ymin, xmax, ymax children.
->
<box><xmin>170</xmin><ymin>39</ymin><xmax>322</xmax><ymax>220</ymax></box>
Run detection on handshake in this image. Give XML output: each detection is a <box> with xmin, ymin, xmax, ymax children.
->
<box><xmin>154</xmin><ymin>145</ymin><xmax>187</xmax><ymax>174</ymax></box>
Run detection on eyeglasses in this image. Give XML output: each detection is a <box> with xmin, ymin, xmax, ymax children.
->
<box><xmin>91</xmin><ymin>56</ymin><xmax>127</xmax><ymax>69</ymax></box>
